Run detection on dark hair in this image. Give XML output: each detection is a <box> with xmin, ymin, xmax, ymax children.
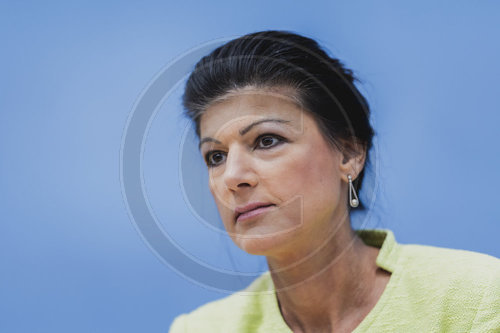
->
<box><xmin>182</xmin><ymin>30</ymin><xmax>375</xmax><ymax>211</ymax></box>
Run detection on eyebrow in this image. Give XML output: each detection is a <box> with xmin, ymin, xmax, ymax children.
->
<box><xmin>198</xmin><ymin>118</ymin><xmax>291</xmax><ymax>150</ymax></box>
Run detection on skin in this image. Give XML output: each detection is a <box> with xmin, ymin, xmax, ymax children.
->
<box><xmin>199</xmin><ymin>86</ymin><xmax>391</xmax><ymax>333</ymax></box>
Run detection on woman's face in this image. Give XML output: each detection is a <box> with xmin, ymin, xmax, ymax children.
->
<box><xmin>199</xmin><ymin>87</ymin><xmax>356</xmax><ymax>259</ymax></box>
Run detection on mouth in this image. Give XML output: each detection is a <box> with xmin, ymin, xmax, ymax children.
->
<box><xmin>235</xmin><ymin>203</ymin><xmax>276</xmax><ymax>223</ymax></box>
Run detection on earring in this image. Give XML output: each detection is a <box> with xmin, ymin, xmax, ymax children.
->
<box><xmin>348</xmin><ymin>174</ymin><xmax>359</xmax><ymax>208</ymax></box>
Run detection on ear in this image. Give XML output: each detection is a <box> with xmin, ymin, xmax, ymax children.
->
<box><xmin>338</xmin><ymin>139</ymin><xmax>367</xmax><ymax>182</ymax></box>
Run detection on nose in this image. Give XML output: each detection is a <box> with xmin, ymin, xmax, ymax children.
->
<box><xmin>222</xmin><ymin>145</ymin><xmax>258</xmax><ymax>192</ymax></box>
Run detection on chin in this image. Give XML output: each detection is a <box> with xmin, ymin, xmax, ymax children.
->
<box><xmin>232</xmin><ymin>226</ymin><xmax>297</xmax><ymax>256</ymax></box>
<box><xmin>225</xmin><ymin>204</ymin><xmax>304</xmax><ymax>256</ymax></box>
<box><xmin>236</xmin><ymin>237</ymin><xmax>277</xmax><ymax>256</ymax></box>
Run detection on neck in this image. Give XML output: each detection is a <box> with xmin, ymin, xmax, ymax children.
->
<box><xmin>266</xmin><ymin>221</ymin><xmax>387</xmax><ymax>332</ymax></box>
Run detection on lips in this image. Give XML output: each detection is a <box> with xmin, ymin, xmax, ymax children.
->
<box><xmin>234</xmin><ymin>202</ymin><xmax>276</xmax><ymax>222</ymax></box>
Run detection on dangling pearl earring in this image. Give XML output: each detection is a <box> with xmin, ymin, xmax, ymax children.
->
<box><xmin>348</xmin><ymin>174</ymin><xmax>359</xmax><ymax>208</ymax></box>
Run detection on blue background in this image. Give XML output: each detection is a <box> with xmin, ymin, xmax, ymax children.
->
<box><xmin>1</xmin><ymin>1</ymin><xmax>499</xmax><ymax>332</ymax></box>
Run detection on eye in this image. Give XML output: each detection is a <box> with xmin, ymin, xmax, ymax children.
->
<box><xmin>205</xmin><ymin>151</ymin><xmax>226</xmax><ymax>167</ymax></box>
<box><xmin>255</xmin><ymin>134</ymin><xmax>286</xmax><ymax>149</ymax></box>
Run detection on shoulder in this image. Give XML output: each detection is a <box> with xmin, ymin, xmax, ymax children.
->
<box><xmin>168</xmin><ymin>272</ymin><xmax>276</xmax><ymax>333</ymax></box>
<box><xmin>394</xmin><ymin>243</ymin><xmax>500</xmax><ymax>331</ymax></box>
<box><xmin>398</xmin><ymin>242</ymin><xmax>500</xmax><ymax>284</ymax></box>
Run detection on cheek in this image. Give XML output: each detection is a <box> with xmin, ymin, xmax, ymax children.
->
<box><xmin>209</xmin><ymin>180</ymin><xmax>226</xmax><ymax>204</ymax></box>
<box><xmin>270</xmin><ymin>148</ymin><xmax>337</xmax><ymax>196</ymax></box>
<box><xmin>208</xmin><ymin>174</ymin><xmax>237</xmax><ymax>230</ymax></box>
<box><xmin>276</xmin><ymin>147</ymin><xmax>340</xmax><ymax>222</ymax></box>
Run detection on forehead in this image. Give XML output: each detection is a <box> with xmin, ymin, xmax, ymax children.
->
<box><xmin>199</xmin><ymin>87</ymin><xmax>305</xmax><ymax>137</ymax></box>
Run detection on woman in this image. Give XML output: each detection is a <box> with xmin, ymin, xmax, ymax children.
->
<box><xmin>169</xmin><ymin>30</ymin><xmax>499</xmax><ymax>332</ymax></box>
